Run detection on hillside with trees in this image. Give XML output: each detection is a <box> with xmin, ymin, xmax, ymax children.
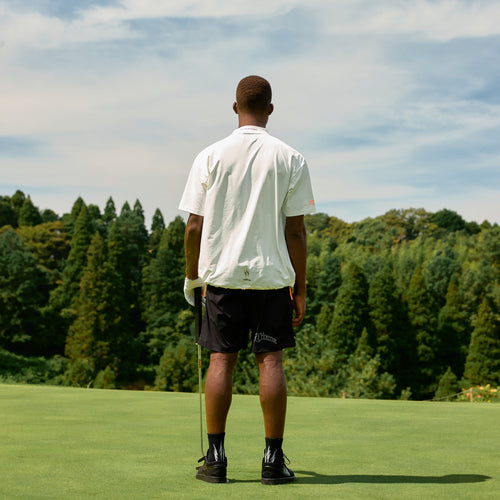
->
<box><xmin>1</xmin><ymin>190</ymin><xmax>499</xmax><ymax>400</ymax></box>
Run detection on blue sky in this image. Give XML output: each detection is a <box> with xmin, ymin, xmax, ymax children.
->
<box><xmin>1</xmin><ymin>0</ymin><xmax>499</xmax><ymax>226</ymax></box>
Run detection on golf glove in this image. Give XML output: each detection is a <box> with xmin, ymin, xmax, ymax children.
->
<box><xmin>184</xmin><ymin>277</ymin><xmax>206</xmax><ymax>307</ymax></box>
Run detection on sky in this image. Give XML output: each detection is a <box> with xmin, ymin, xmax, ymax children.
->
<box><xmin>1</xmin><ymin>0</ymin><xmax>500</xmax><ymax>227</ymax></box>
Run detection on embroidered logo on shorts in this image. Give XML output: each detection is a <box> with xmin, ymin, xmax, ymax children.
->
<box><xmin>254</xmin><ymin>332</ymin><xmax>278</xmax><ymax>344</ymax></box>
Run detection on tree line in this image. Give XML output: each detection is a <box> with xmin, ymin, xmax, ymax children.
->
<box><xmin>1</xmin><ymin>190</ymin><xmax>499</xmax><ymax>400</ymax></box>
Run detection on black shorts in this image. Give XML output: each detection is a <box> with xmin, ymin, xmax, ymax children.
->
<box><xmin>198</xmin><ymin>285</ymin><xmax>295</xmax><ymax>354</ymax></box>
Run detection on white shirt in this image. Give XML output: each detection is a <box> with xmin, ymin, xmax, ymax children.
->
<box><xmin>179</xmin><ymin>126</ymin><xmax>315</xmax><ymax>289</ymax></box>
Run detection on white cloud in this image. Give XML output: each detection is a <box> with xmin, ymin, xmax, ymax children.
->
<box><xmin>317</xmin><ymin>0</ymin><xmax>500</xmax><ymax>41</ymax></box>
<box><xmin>1</xmin><ymin>0</ymin><xmax>499</xmax><ymax>226</ymax></box>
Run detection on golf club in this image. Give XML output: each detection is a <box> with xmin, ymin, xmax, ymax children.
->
<box><xmin>194</xmin><ymin>286</ymin><xmax>204</xmax><ymax>457</ymax></box>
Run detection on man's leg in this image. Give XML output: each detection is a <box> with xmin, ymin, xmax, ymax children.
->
<box><xmin>196</xmin><ymin>351</ymin><xmax>238</xmax><ymax>483</ymax></box>
<box><xmin>256</xmin><ymin>350</ymin><xmax>295</xmax><ymax>485</ymax></box>
<box><xmin>256</xmin><ymin>350</ymin><xmax>287</xmax><ymax>438</ymax></box>
<box><xmin>205</xmin><ymin>351</ymin><xmax>238</xmax><ymax>434</ymax></box>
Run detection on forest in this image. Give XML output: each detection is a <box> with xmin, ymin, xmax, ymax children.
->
<box><xmin>1</xmin><ymin>190</ymin><xmax>499</xmax><ymax>401</ymax></box>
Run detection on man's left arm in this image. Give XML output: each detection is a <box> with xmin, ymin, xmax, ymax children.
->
<box><xmin>185</xmin><ymin>213</ymin><xmax>204</xmax><ymax>279</ymax></box>
<box><xmin>184</xmin><ymin>213</ymin><xmax>204</xmax><ymax>306</ymax></box>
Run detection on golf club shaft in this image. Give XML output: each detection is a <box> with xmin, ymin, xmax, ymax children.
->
<box><xmin>194</xmin><ymin>287</ymin><xmax>204</xmax><ymax>457</ymax></box>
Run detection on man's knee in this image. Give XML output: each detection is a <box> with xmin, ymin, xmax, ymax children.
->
<box><xmin>209</xmin><ymin>352</ymin><xmax>239</xmax><ymax>372</ymax></box>
<box><xmin>256</xmin><ymin>350</ymin><xmax>284</xmax><ymax>372</ymax></box>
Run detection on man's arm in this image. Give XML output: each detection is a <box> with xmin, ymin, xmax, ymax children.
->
<box><xmin>285</xmin><ymin>215</ymin><xmax>307</xmax><ymax>327</ymax></box>
<box><xmin>185</xmin><ymin>213</ymin><xmax>204</xmax><ymax>279</ymax></box>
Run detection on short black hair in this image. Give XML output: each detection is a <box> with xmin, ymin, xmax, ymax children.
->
<box><xmin>236</xmin><ymin>75</ymin><xmax>272</xmax><ymax>113</ymax></box>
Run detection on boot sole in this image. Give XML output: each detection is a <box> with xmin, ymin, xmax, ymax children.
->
<box><xmin>196</xmin><ymin>473</ymin><xmax>228</xmax><ymax>484</ymax></box>
<box><xmin>261</xmin><ymin>476</ymin><xmax>295</xmax><ymax>485</ymax></box>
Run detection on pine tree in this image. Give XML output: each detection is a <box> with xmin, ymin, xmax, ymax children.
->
<box><xmin>70</xmin><ymin>197</ymin><xmax>86</xmax><ymax>222</ymax></box>
<box><xmin>434</xmin><ymin>367</ymin><xmax>459</xmax><ymax>401</ymax></box>
<box><xmin>106</xmin><ymin>208</ymin><xmax>148</xmax><ymax>378</ymax></box>
<box><xmin>41</xmin><ymin>208</ymin><xmax>59</xmax><ymax>223</ymax></box>
<box><xmin>18</xmin><ymin>196</ymin><xmax>42</xmax><ymax>226</ymax></box>
<box><xmin>406</xmin><ymin>267</ymin><xmax>439</xmax><ymax>398</ymax></box>
<box><xmin>0</xmin><ymin>197</ymin><xmax>17</xmax><ymax>228</ymax></box>
<box><xmin>10</xmin><ymin>190</ymin><xmax>26</xmax><ymax>224</ymax></box>
<box><xmin>133</xmin><ymin>199</ymin><xmax>145</xmax><ymax>224</ymax></box>
<box><xmin>368</xmin><ymin>263</ymin><xmax>402</xmax><ymax>375</ymax></box>
<box><xmin>65</xmin><ymin>232</ymin><xmax>119</xmax><ymax>387</ymax></box>
<box><xmin>120</xmin><ymin>201</ymin><xmax>131</xmax><ymax>215</ymax></box>
<box><xmin>327</xmin><ymin>261</ymin><xmax>369</xmax><ymax>358</ymax></box>
<box><xmin>151</xmin><ymin>209</ymin><xmax>165</xmax><ymax>233</ymax></box>
<box><xmin>343</xmin><ymin>329</ymin><xmax>396</xmax><ymax>399</ymax></box>
<box><xmin>141</xmin><ymin>217</ymin><xmax>187</xmax><ymax>366</ymax></box>
<box><xmin>316</xmin><ymin>252</ymin><xmax>342</xmax><ymax>307</ymax></box>
<box><xmin>52</xmin><ymin>204</ymin><xmax>93</xmax><ymax>312</ymax></box>
<box><xmin>316</xmin><ymin>304</ymin><xmax>333</xmax><ymax>338</ymax></box>
<box><xmin>423</xmin><ymin>246</ymin><xmax>460</xmax><ymax>307</ymax></box>
<box><xmin>463</xmin><ymin>297</ymin><xmax>500</xmax><ymax>386</ymax></box>
<box><xmin>142</xmin><ymin>217</ymin><xmax>186</xmax><ymax>327</ymax></box>
<box><xmin>147</xmin><ymin>208</ymin><xmax>166</xmax><ymax>258</ymax></box>
<box><xmin>103</xmin><ymin>197</ymin><xmax>117</xmax><ymax>224</ymax></box>
<box><xmin>437</xmin><ymin>279</ymin><xmax>469</xmax><ymax>378</ymax></box>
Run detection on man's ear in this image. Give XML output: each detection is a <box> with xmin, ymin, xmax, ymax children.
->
<box><xmin>233</xmin><ymin>102</ymin><xmax>238</xmax><ymax>114</ymax></box>
<box><xmin>268</xmin><ymin>103</ymin><xmax>274</xmax><ymax>116</ymax></box>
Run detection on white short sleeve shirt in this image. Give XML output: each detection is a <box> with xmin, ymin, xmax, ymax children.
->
<box><xmin>179</xmin><ymin>126</ymin><xmax>315</xmax><ymax>289</ymax></box>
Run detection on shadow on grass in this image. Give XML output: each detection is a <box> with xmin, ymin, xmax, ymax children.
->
<box><xmin>294</xmin><ymin>471</ymin><xmax>492</xmax><ymax>485</ymax></box>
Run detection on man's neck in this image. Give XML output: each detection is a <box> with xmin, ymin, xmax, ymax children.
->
<box><xmin>237</xmin><ymin>114</ymin><xmax>268</xmax><ymax>128</ymax></box>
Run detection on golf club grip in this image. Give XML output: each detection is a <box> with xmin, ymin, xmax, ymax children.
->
<box><xmin>194</xmin><ymin>287</ymin><xmax>202</xmax><ymax>342</ymax></box>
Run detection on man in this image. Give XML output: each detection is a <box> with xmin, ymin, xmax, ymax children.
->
<box><xmin>179</xmin><ymin>75</ymin><xmax>315</xmax><ymax>485</ymax></box>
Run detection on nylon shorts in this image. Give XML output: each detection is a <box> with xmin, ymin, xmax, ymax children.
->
<box><xmin>198</xmin><ymin>285</ymin><xmax>296</xmax><ymax>354</ymax></box>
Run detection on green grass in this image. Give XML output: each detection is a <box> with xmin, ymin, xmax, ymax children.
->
<box><xmin>0</xmin><ymin>384</ymin><xmax>498</xmax><ymax>499</ymax></box>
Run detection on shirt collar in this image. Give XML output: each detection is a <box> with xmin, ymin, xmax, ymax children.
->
<box><xmin>234</xmin><ymin>125</ymin><xmax>268</xmax><ymax>134</ymax></box>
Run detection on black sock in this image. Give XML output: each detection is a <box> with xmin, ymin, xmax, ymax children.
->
<box><xmin>264</xmin><ymin>437</ymin><xmax>283</xmax><ymax>463</ymax></box>
<box><xmin>207</xmin><ymin>432</ymin><xmax>225</xmax><ymax>462</ymax></box>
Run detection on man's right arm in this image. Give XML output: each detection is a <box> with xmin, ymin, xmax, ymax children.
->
<box><xmin>185</xmin><ymin>213</ymin><xmax>204</xmax><ymax>279</ymax></box>
<box><xmin>285</xmin><ymin>215</ymin><xmax>307</xmax><ymax>327</ymax></box>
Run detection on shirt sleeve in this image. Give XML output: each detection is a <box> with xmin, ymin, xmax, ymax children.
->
<box><xmin>283</xmin><ymin>157</ymin><xmax>316</xmax><ymax>217</ymax></box>
<box><xmin>178</xmin><ymin>152</ymin><xmax>208</xmax><ymax>216</ymax></box>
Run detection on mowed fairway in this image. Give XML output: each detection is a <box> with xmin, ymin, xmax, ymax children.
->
<box><xmin>0</xmin><ymin>384</ymin><xmax>498</xmax><ymax>499</ymax></box>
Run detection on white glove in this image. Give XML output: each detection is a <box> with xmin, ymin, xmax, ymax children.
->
<box><xmin>184</xmin><ymin>277</ymin><xmax>206</xmax><ymax>307</ymax></box>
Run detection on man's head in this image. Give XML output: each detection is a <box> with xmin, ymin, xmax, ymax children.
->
<box><xmin>234</xmin><ymin>76</ymin><xmax>273</xmax><ymax>123</ymax></box>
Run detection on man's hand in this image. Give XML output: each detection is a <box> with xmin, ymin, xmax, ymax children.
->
<box><xmin>292</xmin><ymin>292</ymin><xmax>306</xmax><ymax>327</ymax></box>
<box><xmin>184</xmin><ymin>277</ymin><xmax>206</xmax><ymax>307</ymax></box>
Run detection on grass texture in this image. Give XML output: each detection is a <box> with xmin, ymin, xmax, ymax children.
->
<box><xmin>1</xmin><ymin>383</ymin><xmax>498</xmax><ymax>499</ymax></box>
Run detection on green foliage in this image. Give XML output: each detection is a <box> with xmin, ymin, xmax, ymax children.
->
<box><xmin>65</xmin><ymin>233</ymin><xmax>120</xmax><ymax>386</ymax></box>
<box><xmin>285</xmin><ymin>324</ymin><xmax>343</xmax><ymax>397</ymax></box>
<box><xmin>103</xmin><ymin>197</ymin><xmax>117</xmax><ymax>224</ymax></box>
<box><xmin>0</xmin><ymin>197</ymin><xmax>17</xmax><ymax>228</ymax></box>
<box><xmin>1</xmin><ymin>194</ymin><xmax>500</xmax><ymax>401</ymax></box>
<box><xmin>434</xmin><ymin>367</ymin><xmax>459</xmax><ymax>401</ymax></box>
<box><xmin>406</xmin><ymin>267</ymin><xmax>439</xmax><ymax>398</ymax></box>
<box><xmin>52</xmin><ymin>203</ymin><xmax>93</xmax><ymax>313</ymax></box>
<box><xmin>343</xmin><ymin>329</ymin><xmax>396</xmax><ymax>399</ymax></box>
<box><xmin>367</xmin><ymin>263</ymin><xmax>403</xmax><ymax>375</ymax></box>
<box><xmin>328</xmin><ymin>261</ymin><xmax>369</xmax><ymax>357</ymax></box>
<box><xmin>18</xmin><ymin>196</ymin><xmax>42</xmax><ymax>227</ymax></box>
<box><xmin>0</xmin><ymin>349</ymin><xmax>68</xmax><ymax>384</ymax></box>
<box><xmin>430</xmin><ymin>209</ymin><xmax>466</xmax><ymax>233</ymax></box>
<box><xmin>17</xmin><ymin>221</ymin><xmax>70</xmax><ymax>274</ymax></box>
<box><xmin>154</xmin><ymin>337</ymin><xmax>198</xmax><ymax>392</ymax></box>
<box><xmin>437</xmin><ymin>279</ymin><xmax>470</xmax><ymax>378</ymax></box>
<box><xmin>0</xmin><ymin>229</ymin><xmax>48</xmax><ymax>355</ymax></box>
<box><xmin>463</xmin><ymin>297</ymin><xmax>500</xmax><ymax>386</ymax></box>
<box><xmin>141</xmin><ymin>216</ymin><xmax>186</xmax><ymax>332</ymax></box>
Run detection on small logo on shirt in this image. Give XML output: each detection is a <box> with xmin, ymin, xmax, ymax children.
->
<box><xmin>254</xmin><ymin>332</ymin><xmax>278</xmax><ymax>344</ymax></box>
<box><xmin>309</xmin><ymin>199</ymin><xmax>315</xmax><ymax>205</ymax></box>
